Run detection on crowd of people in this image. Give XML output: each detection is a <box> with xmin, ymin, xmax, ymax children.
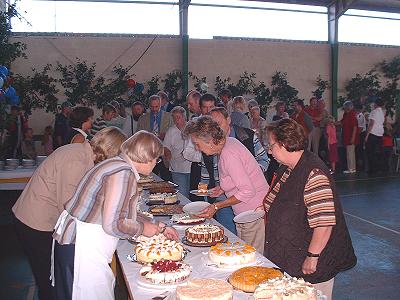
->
<box><xmin>14</xmin><ymin>87</ymin><xmax>400</xmax><ymax>300</ymax></box>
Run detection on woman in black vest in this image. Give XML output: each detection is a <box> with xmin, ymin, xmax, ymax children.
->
<box><xmin>259</xmin><ymin>118</ymin><xmax>356</xmax><ymax>300</ymax></box>
<box><xmin>68</xmin><ymin>106</ymin><xmax>94</xmax><ymax>143</ymax></box>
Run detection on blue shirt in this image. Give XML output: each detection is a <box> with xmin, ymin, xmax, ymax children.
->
<box><xmin>150</xmin><ymin>111</ymin><xmax>162</xmax><ymax>132</ymax></box>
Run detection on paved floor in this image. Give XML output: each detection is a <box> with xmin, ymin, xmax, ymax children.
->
<box><xmin>1</xmin><ymin>173</ymin><xmax>399</xmax><ymax>299</ymax></box>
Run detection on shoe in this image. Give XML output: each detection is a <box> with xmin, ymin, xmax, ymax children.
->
<box><xmin>343</xmin><ymin>170</ymin><xmax>352</xmax><ymax>174</ymax></box>
<box><xmin>349</xmin><ymin>169</ymin><xmax>356</xmax><ymax>174</ymax></box>
<box><xmin>329</xmin><ymin>170</ymin><xmax>335</xmax><ymax>175</ymax></box>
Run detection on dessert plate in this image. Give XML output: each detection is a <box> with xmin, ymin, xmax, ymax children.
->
<box><xmin>182</xmin><ymin>202</ymin><xmax>210</xmax><ymax>214</ymax></box>
<box><xmin>233</xmin><ymin>210</ymin><xmax>265</xmax><ymax>224</ymax></box>
<box><xmin>137</xmin><ymin>274</ymin><xmax>188</xmax><ymax>290</ymax></box>
<box><xmin>203</xmin><ymin>256</ymin><xmax>263</xmax><ymax>270</ymax></box>
<box><xmin>181</xmin><ymin>236</ymin><xmax>228</xmax><ymax>247</ymax></box>
<box><xmin>189</xmin><ymin>189</ymin><xmax>212</xmax><ymax>196</ymax></box>
<box><xmin>146</xmin><ymin>199</ymin><xmax>180</xmax><ymax>206</ymax></box>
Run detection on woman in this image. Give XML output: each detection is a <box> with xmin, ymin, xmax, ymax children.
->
<box><xmin>184</xmin><ymin>116</ymin><xmax>268</xmax><ymax>253</ymax></box>
<box><xmin>13</xmin><ymin>127</ymin><xmax>127</xmax><ymax>300</ymax></box>
<box><xmin>272</xmin><ymin>101</ymin><xmax>289</xmax><ymax>121</ymax></box>
<box><xmin>69</xmin><ymin>106</ymin><xmax>94</xmax><ymax>143</ymax></box>
<box><xmin>249</xmin><ymin>106</ymin><xmax>267</xmax><ymax>146</ymax></box>
<box><xmin>260</xmin><ymin>118</ymin><xmax>356</xmax><ymax>300</ymax></box>
<box><xmin>163</xmin><ymin>106</ymin><xmax>191</xmax><ymax>198</ymax></box>
<box><xmin>53</xmin><ymin>131</ymin><xmax>179</xmax><ymax>300</ymax></box>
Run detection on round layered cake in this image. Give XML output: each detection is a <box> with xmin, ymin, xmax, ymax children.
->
<box><xmin>172</xmin><ymin>213</ymin><xmax>205</xmax><ymax>225</ymax></box>
<box><xmin>185</xmin><ymin>224</ymin><xmax>224</xmax><ymax>245</ymax></box>
<box><xmin>139</xmin><ymin>259</ymin><xmax>191</xmax><ymax>284</ymax></box>
<box><xmin>135</xmin><ymin>237</ymin><xmax>184</xmax><ymax>263</ymax></box>
<box><xmin>208</xmin><ymin>241</ymin><xmax>256</xmax><ymax>267</ymax></box>
<box><xmin>254</xmin><ymin>276</ymin><xmax>317</xmax><ymax>300</ymax></box>
<box><xmin>176</xmin><ymin>278</ymin><xmax>233</xmax><ymax>300</ymax></box>
<box><xmin>228</xmin><ymin>266</ymin><xmax>283</xmax><ymax>293</ymax></box>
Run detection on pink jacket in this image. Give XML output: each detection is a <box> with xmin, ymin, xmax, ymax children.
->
<box><xmin>218</xmin><ymin>138</ymin><xmax>269</xmax><ymax>215</ymax></box>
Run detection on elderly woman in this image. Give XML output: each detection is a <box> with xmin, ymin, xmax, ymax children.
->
<box><xmin>13</xmin><ymin>127</ymin><xmax>126</xmax><ymax>300</ymax></box>
<box><xmin>68</xmin><ymin>106</ymin><xmax>94</xmax><ymax>143</ymax></box>
<box><xmin>260</xmin><ymin>118</ymin><xmax>356</xmax><ymax>300</ymax></box>
<box><xmin>184</xmin><ymin>116</ymin><xmax>268</xmax><ymax>253</ymax></box>
<box><xmin>53</xmin><ymin>131</ymin><xmax>179</xmax><ymax>300</ymax></box>
<box><xmin>163</xmin><ymin>106</ymin><xmax>191</xmax><ymax>197</ymax></box>
<box><xmin>230</xmin><ymin>96</ymin><xmax>251</xmax><ymax>129</ymax></box>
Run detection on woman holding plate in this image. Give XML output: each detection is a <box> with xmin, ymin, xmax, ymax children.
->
<box><xmin>184</xmin><ymin>116</ymin><xmax>269</xmax><ymax>253</ymax></box>
<box><xmin>259</xmin><ymin>118</ymin><xmax>356</xmax><ymax>300</ymax></box>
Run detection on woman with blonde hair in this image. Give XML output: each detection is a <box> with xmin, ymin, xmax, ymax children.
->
<box><xmin>13</xmin><ymin>126</ymin><xmax>127</xmax><ymax>300</ymax></box>
<box><xmin>231</xmin><ymin>96</ymin><xmax>251</xmax><ymax>128</ymax></box>
<box><xmin>53</xmin><ymin>130</ymin><xmax>179</xmax><ymax>300</ymax></box>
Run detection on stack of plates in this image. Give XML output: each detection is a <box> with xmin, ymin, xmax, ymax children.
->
<box><xmin>22</xmin><ymin>159</ymin><xmax>36</xmax><ymax>168</ymax></box>
<box><xmin>5</xmin><ymin>158</ymin><xmax>19</xmax><ymax>170</ymax></box>
<box><xmin>36</xmin><ymin>156</ymin><xmax>47</xmax><ymax>166</ymax></box>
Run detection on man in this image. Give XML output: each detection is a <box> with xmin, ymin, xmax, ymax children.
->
<box><xmin>90</xmin><ymin>104</ymin><xmax>117</xmax><ymax>136</ymax></box>
<box><xmin>199</xmin><ymin>93</ymin><xmax>217</xmax><ymax>115</ymax></box>
<box><xmin>53</xmin><ymin>101</ymin><xmax>73</xmax><ymax>149</ymax></box>
<box><xmin>137</xmin><ymin>95</ymin><xmax>172</xmax><ymax>140</ymax></box>
<box><xmin>106</xmin><ymin>100</ymin><xmax>126</xmax><ymax>129</ymax></box>
<box><xmin>122</xmin><ymin>101</ymin><xmax>144</xmax><ymax>137</ymax></box>
<box><xmin>210</xmin><ymin>107</ymin><xmax>270</xmax><ymax>173</ymax></box>
<box><xmin>137</xmin><ymin>95</ymin><xmax>172</xmax><ymax>180</ymax></box>
<box><xmin>340</xmin><ymin>101</ymin><xmax>359</xmax><ymax>174</ymax></box>
<box><xmin>219</xmin><ymin>88</ymin><xmax>233</xmax><ymax>115</ymax></box>
<box><xmin>355</xmin><ymin>103</ymin><xmax>367</xmax><ymax>171</ymax></box>
<box><xmin>6</xmin><ymin>105</ymin><xmax>28</xmax><ymax>158</ymax></box>
<box><xmin>157</xmin><ymin>91</ymin><xmax>175</xmax><ymax>112</ymax></box>
<box><xmin>186</xmin><ymin>90</ymin><xmax>202</xmax><ymax>117</ymax></box>
<box><xmin>291</xmin><ymin>99</ymin><xmax>314</xmax><ymax>150</ymax></box>
<box><xmin>365</xmin><ymin>99</ymin><xmax>385</xmax><ymax>175</ymax></box>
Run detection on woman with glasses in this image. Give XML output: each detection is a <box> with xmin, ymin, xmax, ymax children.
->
<box><xmin>184</xmin><ymin>116</ymin><xmax>269</xmax><ymax>253</ymax></box>
<box><xmin>52</xmin><ymin>130</ymin><xmax>179</xmax><ymax>300</ymax></box>
<box><xmin>259</xmin><ymin>118</ymin><xmax>356</xmax><ymax>300</ymax></box>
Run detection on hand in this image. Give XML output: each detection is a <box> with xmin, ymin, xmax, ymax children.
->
<box><xmin>209</xmin><ymin>186</ymin><xmax>224</xmax><ymax>198</ymax></box>
<box><xmin>194</xmin><ymin>204</ymin><xmax>217</xmax><ymax>219</ymax></box>
<box><xmin>302</xmin><ymin>256</ymin><xmax>318</xmax><ymax>275</ymax></box>
<box><xmin>255</xmin><ymin>206</ymin><xmax>264</xmax><ymax>212</ymax></box>
<box><xmin>142</xmin><ymin>222</ymin><xmax>160</xmax><ymax>237</ymax></box>
<box><xmin>162</xmin><ymin>226</ymin><xmax>180</xmax><ymax>241</ymax></box>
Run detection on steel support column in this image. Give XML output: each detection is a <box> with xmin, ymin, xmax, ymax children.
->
<box><xmin>328</xmin><ymin>3</ymin><xmax>339</xmax><ymax>118</ymax></box>
<box><xmin>179</xmin><ymin>0</ymin><xmax>190</xmax><ymax>100</ymax></box>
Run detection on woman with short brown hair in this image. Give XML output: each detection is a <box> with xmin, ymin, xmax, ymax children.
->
<box><xmin>260</xmin><ymin>118</ymin><xmax>356</xmax><ymax>299</ymax></box>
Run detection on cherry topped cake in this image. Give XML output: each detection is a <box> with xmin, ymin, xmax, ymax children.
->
<box><xmin>139</xmin><ymin>259</ymin><xmax>192</xmax><ymax>284</ymax></box>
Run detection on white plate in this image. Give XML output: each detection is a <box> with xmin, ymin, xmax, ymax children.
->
<box><xmin>233</xmin><ymin>210</ymin><xmax>265</xmax><ymax>224</ymax></box>
<box><xmin>137</xmin><ymin>274</ymin><xmax>188</xmax><ymax>290</ymax></box>
<box><xmin>202</xmin><ymin>255</ymin><xmax>263</xmax><ymax>270</ymax></box>
<box><xmin>183</xmin><ymin>202</ymin><xmax>210</xmax><ymax>214</ymax></box>
<box><xmin>189</xmin><ymin>189</ymin><xmax>212</xmax><ymax>196</ymax></box>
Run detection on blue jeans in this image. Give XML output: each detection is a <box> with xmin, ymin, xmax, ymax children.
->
<box><xmin>215</xmin><ymin>205</ymin><xmax>237</xmax><ymax>235</ymax></box>
<box><xmin>171</xmin><ymin>172</ymin><xmax>190</xmax><ymax>199</ymax></box>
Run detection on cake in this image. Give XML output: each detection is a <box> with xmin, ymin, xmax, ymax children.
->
<box><xmin>197</xmin><ymin>182</ymin><xmax>208</xmax><ymax>193</ymax></box>
<box><xmin>139</xmin><ymin>259</ymin><xmax>191</xmax><ymax>284</ymax></box>
<box><xmin>149</xmin><ymin>204</ymin><xmax>184</xmax><ymax>215</ymax></box>
<box><xmin>138</xmin><ymin>175</ymin><xmax>154</xmax><ymax>184</ymax></box>
<box><xmin>228</xmin><ymin>266</ymin><xmax>283</xmax><ymax>293</ymax></box>
<box><xmin>148</xmin><ymin>191</ymin><xmax>178</xmax><ymax>204</ymax></box>
<box><xmin>208</xmin><ymin>241</ymin><xmax>256</xmax><ymax>267</ymax></box>
<box><xmin>185</xmin><ymin>224</ymin><xmax>224</xmax><ymax>245</ymax></box>
<box><xmin>171</xmin><ymin>213</ymin><xmax>205</xmax><ymax>225</ymax></box>
<box><xmin>176</xmin><ymin>278</ymin><xmax>233</xmax><ymax>300</ymax></box>
<box><xmin>254</xmin><ymin>276</ymin><xmax>317</xmax><ymax>300</ymax></box>
<box><xmin>135</xmin><ymin>236</ymin><xmax>185</xmax><ymax>263</ymax></box>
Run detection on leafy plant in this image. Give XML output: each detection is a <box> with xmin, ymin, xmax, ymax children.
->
<box><xmin>162</xmin><ymin>70</ymin><xmax>183</xmax><ymax>104</ymax></box>
<box><xmin>0</xmin><ymin>4</ymin><xmax>27</xmax><ymax>66</ymax></box>
<box><xmin>142</xmin><ymin>75</ymin><xmax>161</xmax><ymax>105</ymax></box>
<box><xmin>312</xmin><ymin>75</ymin><xmax>330</xmax><ymax>99</ymax></box>
<box><xmin>214</xmin><ymin>75</ymin><xmax>232</xmax><ymax>96</ymax></box>
<box><xmin>190</xmin><ymin>74</ymin><xmax>208</xmax><ymax>94</ymax></box>
<box><xmin>253</xmin><ymin>82</ymin><xmax>271</xmax><ymax>115</ymax></box>
<box><xmin>269</xmin><ymin>71</ymin><xmax>300</xmax><ymax>108</ymax></box>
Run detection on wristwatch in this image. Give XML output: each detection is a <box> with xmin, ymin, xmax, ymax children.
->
<box><xmin>307</xmin><ymin>251</ymin><xmax>320</xmax><ymax>258</ymax></box>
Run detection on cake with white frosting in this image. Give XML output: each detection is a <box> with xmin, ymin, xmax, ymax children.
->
<box><xmin>172</xmin><ymin>213</ymin><xmax>205</xmax><ymax>225</ymax></box>
<box><xmin>208</xmin><ymin>241</ymin><xmax>256</xmax><ymax>267</ymax></box>
<box><xmin>139</xmin><ymin>259</ymin><xmax>191</xmax><ymax>284</ymax></box>
<box><xmin>176</xmin><ymin>278</ymin><xmax>233</xmax><ymax>300</ymax></box>
<box><xmin>135</xmin><ymin>236</ymin><xmax>184</xmax><ymax>263</ymax></box>
<box><xmin>185</xmin><ymin>224</ymin><xmax>224</xmax><ymax>245</ymax></box>
<box><xmin>254</xmin><ymin>276</ymin><xmax>317</xmax><ymax>300</ymax></box>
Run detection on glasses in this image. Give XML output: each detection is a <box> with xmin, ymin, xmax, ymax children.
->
<box><xmin>266</xmin><ymin>142</ymin><xmax>277</xmax><ymax>152</ymax></box>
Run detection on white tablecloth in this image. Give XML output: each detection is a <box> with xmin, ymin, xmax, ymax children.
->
<box><xmin>116</xmin><ymin>190</ymin><xmax>276</xmax><ymax>300</ymax></box>
<box><xmin>0</xmin><ymin>166</ymin><xmax>36</xmax><ymax>190</ymax></box>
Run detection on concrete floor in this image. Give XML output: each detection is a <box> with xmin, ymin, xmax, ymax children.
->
<box><xmin>1</xmin><ymin>173</ymin><xmax>399</xmax><ymax>300</ymax></box>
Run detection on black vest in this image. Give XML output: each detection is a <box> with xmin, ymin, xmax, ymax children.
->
<box><xmin>233</xmin><ymin>125</ymin><xmax>255</xmax><ymax>156</ymax></box>
<box><xmin>264</xmin><ymin>151</ymin><xmax>357</xmax><ymax>283</ymax></box>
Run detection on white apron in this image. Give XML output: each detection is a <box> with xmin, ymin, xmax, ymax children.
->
<box><xmin>52</xmin><ymin>210</ymin><xmax>119</xmax><ymax>300</ymax></box>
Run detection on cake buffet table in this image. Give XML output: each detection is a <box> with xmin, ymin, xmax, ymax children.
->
<box><xmin>116</xmin><ymin>190</ymin><xmax>277</xmax><ymax>300</ymax></box>
<box><xmin>0</xmin><ymin>166</ymin><xmax>36</xmax><ymax>190</ymax></box>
